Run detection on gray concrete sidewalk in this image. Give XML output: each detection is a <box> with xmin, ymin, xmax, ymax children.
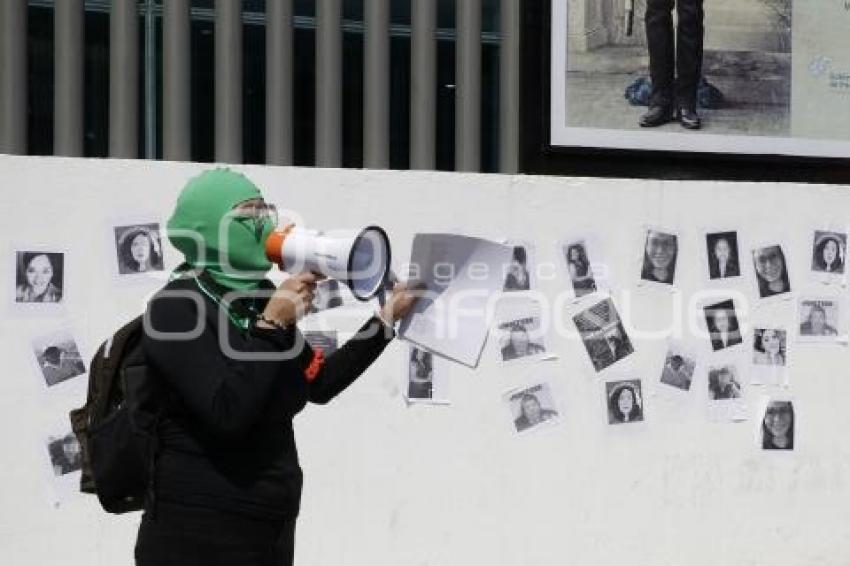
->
<box><xmin>565</xmin><ymin>47</ymin><xmax>791</xmax><ymax>137</ymax></box>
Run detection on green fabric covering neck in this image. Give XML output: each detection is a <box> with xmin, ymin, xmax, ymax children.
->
<box><xmin>167</xmin><ymin>167</ymin><xmax>275</xmax><ymax>291</ymax></box>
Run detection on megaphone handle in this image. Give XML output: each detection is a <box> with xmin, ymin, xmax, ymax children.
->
<box><xmin>378</xmin><ymin>269</ymin><xmax>398</xmax><ymax>309</ymax></box>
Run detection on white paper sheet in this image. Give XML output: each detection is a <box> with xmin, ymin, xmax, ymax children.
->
<box><xmin>398</xmin><ymin>233</ymin><xmax>513</xmax><ymax>368</ymax></box>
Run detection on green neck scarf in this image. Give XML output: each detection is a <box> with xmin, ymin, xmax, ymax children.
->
<box><xmin>167</xmin><ymin>167</ymin><xmax>275</xmax><ymax>292</ymax></box>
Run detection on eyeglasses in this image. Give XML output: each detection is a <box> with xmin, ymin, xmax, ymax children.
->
<box><xmin>231</xmin><ymin>199</ymin><xmax>278</xmax><ymax>239</ymax></box>
<box><xmin>233</xmin><ymin>200</ymin><xmax>278</xmax><ymax>224</ymax></box>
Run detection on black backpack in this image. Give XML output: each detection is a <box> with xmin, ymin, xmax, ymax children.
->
<box><xmin>69</xmin><ymin>315</ymin><xmax>165</xmax><ymax>514</ymax></box>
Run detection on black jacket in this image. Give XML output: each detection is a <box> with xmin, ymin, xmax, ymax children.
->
<box><xmin>142</xmin><ymin>276</ymin><xmax>394</xmax><ymax>520</ymax></box>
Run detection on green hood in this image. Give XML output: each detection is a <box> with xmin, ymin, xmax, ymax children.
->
<box><xmin>167</xmin><ymin>167</ymin><xmax>274</xmax><ymax>290</ymax></box>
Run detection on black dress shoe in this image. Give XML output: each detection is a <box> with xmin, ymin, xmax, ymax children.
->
<box><xmin>639</xmin><ymin>106</ymin><xmax>674</xmax><ymax>128</ymax></box>
<box><xmin>677</xmin><ymin>107</ymin><xmax>701</xmax><ymax>130</ymax></box>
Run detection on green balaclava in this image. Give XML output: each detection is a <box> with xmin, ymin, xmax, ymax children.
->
<box><xmin>167</xmin><ymin>167</ymin><xmax>275</xmax><ymax>290</ymax></box>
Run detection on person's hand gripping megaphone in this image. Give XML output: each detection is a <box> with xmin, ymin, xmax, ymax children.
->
<box><xmin>256</xmin><ymin>271</ymin><xmax>325</xmax><ymax>329</ymax></box>
<box><xmin>263</xmin><ymin>222</ymin><xmax>423</xmax><ymax>328</ymax></box>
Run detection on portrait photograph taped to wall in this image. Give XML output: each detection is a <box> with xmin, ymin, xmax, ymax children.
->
<box><xmin>605</xmin><ymin>379</ymin><xmax>644</xmax><ymax>425</ymax></box>
<box><xmin>707</xmin><ymin>359</ymin><xmax>749</xmax><ymax>421</ymax></box>
<box><xmin>405</xmin><ymin>344</ymin><xmax>449</xmax><ymax>404</ymax></box>
<box><xmin>810</xmin><ymin>230</ymin><xmax>846</xmax><ymax>283</ymax></box>
<box><xmin>752</xmin><ymin>244</ymin><xmax>792</xmax><ymax>299</ymax></box>
<box><xmin>112</xmin><ymin>223</ymin><xmax>165</xmax><ymax>275</ymax></box>
<box><xmin>30</xmin><ymin>328</ymin><xmax>86</xmax><ymax>388</ymax></box>
<box><xmin>705</xmin><ymin>231</ymin><xmax>741</xmax><ymax>280</ymax></box>
<box><xmin>751</xmin><ymin>328</ymin><xmax>788</xmax><ymax>386</ymax></box>
<box><xmin>704</xmin><ymin>299</ymin><xmax>743</xmax><ymax>352</ymax></box>
<box><xmin>407</xmin><ymin>345</ymin><xmax>435</xmax><ymax>401</ymax></box>
<box><xmin>760</xmin><ymin>398</ymin><xmax>795</xmax><ymax>451</ymax></box>
<box><xmin>504</xmin><ymin>382</ymin><xmax>561</xmax><ymax>434</ymax></box>
<box><xmin>659</xmin><ymin>342</ymin><xmax>698</xmax><ymax>392</ymax></box>
<box><xmin>502</xmin><ymin>241</ymin><xmax>535</xmax><ymax>292</ymax></box>
<box><xmin>14</xmin><ymin>251</ymin><xmax>64</xmax><ymax>304</ymax></box>
<box><xmin>560</xmin><ymin>238</ymin><xmax>601</xmax><ymax>299</ymax></box>
<box><xmin>797</xmin><ymin>297</ymin><xmax>845</xmax><ymax>343</ymax></box>
<box><xmin>573</xmin><ymin>297</ymin><xmax>634</xmax><ymax>372</ymax></box>
<box><xmin>640</xmin><ymin>228</ymin><xmax>679</xmax><ymax>286</ymax></box>
<box><xmin>46</xmin><ymin>432</ymin><xmax>83</xmax><ymax>477</ymax></box>
<box><xmin>550</xmin><ymin>0</ymin><xmax>850</xmax><ymax>157</ymax></box>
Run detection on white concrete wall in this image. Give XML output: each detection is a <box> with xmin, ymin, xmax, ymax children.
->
<box><xmin>0</xmin><ymin>155</ymin><xmax>849</xmax><ymax>565</ymax></box>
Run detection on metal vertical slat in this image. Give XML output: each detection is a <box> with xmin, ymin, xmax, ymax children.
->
<box><xmin>0</xmin><ymin>0</ymin><xmax>27</xmax><ymax>154</ymax></box>
<box><xmin>315</xmin><ymin>0</ymin><xmax>342</xmax><ymax>168</ymax></box>
<box><xmin>364</xmin><ymin>0</ymin><xmax>389</xmax><ymax>169</ymax></box>
<box><xmin>163</xmin><ymin>0</ymin><xmax>191</xmax><ymax>161</ymax></box>
<box><xmin>54</xmin><ymin>0</ymin><xmax>84</xmax><ymax>157</ymax></box>
<box><xmin>266</xmin><ymin>0</ymin><xmax>294</xmax><ymax>166</ymax></box>
<box><xmin>215</xmin><ymin>0</ymin><xmax>243</xmax><ymax>163</ymax></box>
<box><xmin>109</xmin><ymin>0</ymin><xmax>139</xmax><ymax>158</ymax></box>
<box><xmin>499</xmin><ymin>0</ymin><xmax>520</xmax><ymax>173</ymax></box>
<box><xmin>456</xmin><ymin>0</ymin><xmax>482</xmax><ymax>172</ymax></box>
<box><xmin>410</xmin><ymin>0</ymin><xmax>436</xmax><ymax>170</ymax></box>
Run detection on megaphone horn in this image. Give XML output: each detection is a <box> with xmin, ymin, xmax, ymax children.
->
<box><xmin>265</xmin><ymin>224</ymin><xmax>392</xmax><ymax>302</ymax></box>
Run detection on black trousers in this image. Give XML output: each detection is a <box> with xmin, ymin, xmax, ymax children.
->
<box><xmin>645</xmin><ymin>0</ymin><xmax>705</xmax><ymax>109</ymax></box>
<box><xmin>135</xmin><ymin>501</ymin><xmax>296</xmax><ymax>566</ymax></box>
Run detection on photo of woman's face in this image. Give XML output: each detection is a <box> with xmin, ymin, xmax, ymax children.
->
<box><xmin>26</xmin><ymin>254</ymin><xmax>54</xmax><ymax>290</ymax></box>
<box><xmin>714</xmin><ymin>238</ymin><xmax>731</xmax><ymax>262</ymax></box>
<box><xmin>510</xmin><ymin>328</ymin><xmax>530</xmax><ymax>356</ymax></box>
<box><xmin>130</xmin><ymin>233</ymin><xmax>152</xmax><ymax>264</ymax></box>
<box><xmin>823</xmin><ymin>239</ymin><xmax>838</xmax><ymax>264</ymax></box>
<box><xmin>755</xmin><ymin>247</ymin><xmax>784</xmax><ymax>282</ymax></box>
<box><xmin>809</xmin><ymin>308</ymin><xmax>827</xmax><ymax>333</ymax></box>
<box><xmin>761</xmin><ymin>330</ymin><xmax>781</xmax><ymax>354</ymax></box>
<box><xmin>646</xmin><ymin>232</ymin><xmax>676</xmax><ymax>269</ymax></box>
<box><xmin>764</xmin><ymin>406</ymin><xmax>792</xmax><ymax>438</ymax></box>
<box><xmin>569</xmin><ymin>247</ymin><xmax>580</xmax><ymax>262</ymax></box>
<box><xmin>713</xmin><ymin>309</ymin><xmax>731</xmax><ymax>332</ymax></box>
<box><xmin>617</xmin><ymin>388</ymin><xmax>634</xmax><ymax>416</ymax></box>
<box><xmin>717</xmin><ymin>369</ymin><xmax>733</xmax><ymax>388</ymax></box>
<box><xmin>522</xmin><ymin>397</ymin><xmax>542</xmax><ymax>421</ymax></box>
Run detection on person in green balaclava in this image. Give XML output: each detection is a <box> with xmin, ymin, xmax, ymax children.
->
<box><xmin>137</xmin><ymin>167</ymin><xmax>420</xmax><ymax>566</ymax></box>
<box><xmin>166</xmin><ymin>167</ymin><xmax>277</xmax><ymax>290</ymax></box>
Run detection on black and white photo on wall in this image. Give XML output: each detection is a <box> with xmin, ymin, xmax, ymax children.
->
<box><xmin>797</xmin><ymin>297</ymin><xmax>844</xmax><ymax>343</ymax></box>
<box><xmin>752</xmin><ymin>244</ymin><xmax>791</xmax><ymax>299</ymax></box>
<box><xmin>503</xmin><ymin>242</ymin><xmax>534</xmax><ymax>292</ymax></box>
<box><xmin>30</xmin><ymin>328</ymin><xmax>86</xmax><ymax>388</ymax></box>
<box><xmin>113</xmin><ymin>224</ymin><xmax>164</xmax><ymax>275</ymax></box>
<box><xmin>46</xmin><ymin>432</ymin><xmax>83</xmax><ymax>477</ymax></box>
<box><xmin>705</xmin><ymin>231</ymin><xmax>741</xmax><ymax>280</ymax></box>
<box><xmin>408</xmin><ymin>346</ymin><xmax>434</xmax><ymax>401</ymax></box>
<box><xmin>15</xmin><ymin>251</ymin><xmax>64</xmax><ymax>303</ymax></box>
<box><xmin>708</xmin><ymin>362</ymin><xmax>742</xmax><ymax>400</ymax></box>
<box><xmin>752</xmin><ymin>328</ymin><xmax>787</xmax><ymax>367</ymax></box>
<box><xmin>750</xmin><ymin>327</ymin><xmax>788</xmax><ymax>387</ymax></box>
<box><xmin>605</xmin><ymin>379</ymin><xmax>644</xmax><ymax>425</ymax></box>
<box><xmin>761</xmin><ymin>399</ymin><xmax>794</xmax><ymax>450</ymax></box>
<box><xmin>811</xmin><ymin>230</ymin><xmax>846</xmax><ymax>276</ymax></box>
<box><xmin>505</xmin><ymin>382</ymin><xmax>561</xmax><ymax>434</ymax></box>
<box><xmin>573</xmin><ymin>297</ymin><xmax>634</xmax><ymax>372</ymax></box>
<box><xmin>704</xmin><ymin>299</ymin><xmax>743</xmax><ymax>351</ymax></box>
<box><xmin>659</xmin><ymin>342</ymin><xmax>697</xmax><ymax>392</ymax></box>
<box><xmin>640</xmin><ymin>229</ymin><xmax>678</xmax><ymax>285</ymax></box>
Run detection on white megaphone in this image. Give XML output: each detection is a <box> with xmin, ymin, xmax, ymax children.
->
<box><xmin>265</xmin><ymin>224</ymin><xmax>392</xmax><ymax>302</ymax></box>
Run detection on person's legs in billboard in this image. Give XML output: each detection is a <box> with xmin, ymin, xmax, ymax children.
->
<box><xmin>676</xmin><ymin>0</ymin><xmax>705</xmax><ymax>129</ymax></box>
<box><xmin>640</xmin><ymin>0</ymin><xmax>676</xmax><ymax>127</ymax></box>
